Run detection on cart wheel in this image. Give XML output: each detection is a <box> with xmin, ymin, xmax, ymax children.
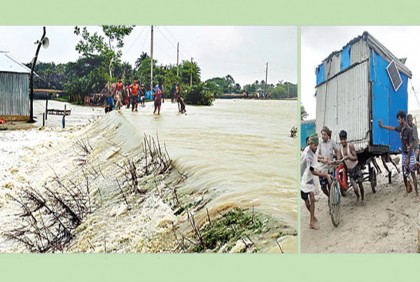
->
<box><xmin>369</xmin><ymin>167</ymin><xmax>377</xmax><ymax>193</ymax></box>
<box><xmin>329</xmin><ymin>181</ymin><xmax>341</xmax><ymax>227</ymax></box>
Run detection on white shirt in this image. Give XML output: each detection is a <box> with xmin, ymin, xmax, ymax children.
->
<box><xmin>301</xmin><ymin>146</ymin><xmax>316</xmax><ymax>193</ymax></box>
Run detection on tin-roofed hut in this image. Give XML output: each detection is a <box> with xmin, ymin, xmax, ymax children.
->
<box><xmin>315</xmin><ymin>31</ymin><xmax>412</xmax><ymax>154</ymax></box>
<box><xmin>0</xmin><ymin>52</ymin><xmax>31</xmax><ymax>121</ymax></box>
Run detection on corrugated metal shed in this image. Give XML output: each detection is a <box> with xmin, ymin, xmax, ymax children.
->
<box><xmin>315</xmin><ymin>32</ymin><xmax>412</xmax><ymax>154</ymax></box>
<box><xmin>0</xmin><ymin>53</ymin><xmax>30</xmax><ymax>119</ymax></box>
<box><xmin>0</xmin><ymin>52</ymin><xmax>31</xmax><ymax>74</ymax></box>
<box><xmin>315</xmin><ymin>32</ymin><xmax>412</xmax><ymax>86</ymax></box>
<box><xmin>316</xmin><ymin>61</ymin><xmax>370</xmax><ymax>151</ymax></box>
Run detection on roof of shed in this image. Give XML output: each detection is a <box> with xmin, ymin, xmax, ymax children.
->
<box><xmin>319</xmin><ymin>31</ymin><xmax>412</xmax><ymax>78</ymax></box>
<box><xmin>0</xmin><ymin>52</ymin><xmax>31</xmax><ymax>74</ymax></box>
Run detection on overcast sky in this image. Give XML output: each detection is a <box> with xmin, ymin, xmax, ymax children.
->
<box><xmin>0</xmin><ymin>26</ymin><xmax>297</xmax><ymax>86</ymax></box>
<box><xmin>302</xmin><ymin>26</ymin><xmax>420</xmax><ymax>119</ymax></box>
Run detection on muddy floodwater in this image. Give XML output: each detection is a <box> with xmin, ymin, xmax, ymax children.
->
<box><xmin>0</xmin><ymin>99</ymin><xmax>297</xmax><ymax>253</ymax></box>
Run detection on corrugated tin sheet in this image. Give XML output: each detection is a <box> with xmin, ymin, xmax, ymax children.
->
<box><xmin>349</xmin><ymin>39</ymin><xmax>370</xmax><ymax>65</ymax></box>
<box><xmin>316</xmin><ymin>61</ymin><xmax>370</xmax><ymax>152</ymax></box>
<box><xmin>322</xmin><ymin>52</ymin><xmax>341</xmax><ymax>81</ymax></box>
<box><xmin>316</xmin><ymin>64</ymin><xmax>325</xmax><ymax>85</ymax></box>
<box><xmin>366</xmin><ymin>33</ymin><xmax>411</xmax><ymax>78</ymax></box>
<box><xmin>0</xmin><ymin>72</ymin><xmax>30</xmax><ymax>116</ymax></box>
<box><xmin>340</xmin><ymin>44</ymin><xmax>351</xmax><ymax>70</ymax></box>
<box><xmin>370</xmin><ymin>51</ymin><xmax>409</xmax><ymax>153</ymax></box>
<box><xmin>0</xmin><ymin>53</ymin><xmax>31</xmax><ymax>74</ymax></box>
<box><xmin>315</xmin><ymin>32</ymin><xmax>412</xmax><ymax>87</ymax></box>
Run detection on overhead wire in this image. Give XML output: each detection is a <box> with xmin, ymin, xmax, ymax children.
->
<box><xmin>125</xmin><ymin>26</ymin><xmax>148</xmax><ymax>54</ymax></box>
<box><xmin>409</xmin><ymin>79</ymin><xmax>420</xmax><ymax>109</ymax></box>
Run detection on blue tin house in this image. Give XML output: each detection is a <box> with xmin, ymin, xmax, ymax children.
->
<box><xmin>315</xmin><ymin>31</ymin><xmax>412</xmax><ymax>154</ymax></box>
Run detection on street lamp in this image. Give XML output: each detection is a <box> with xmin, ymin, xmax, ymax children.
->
<box><xmin>28</xmin><ymin>26</ymin><xmax>49</xmax><ymax>123</ymax></box>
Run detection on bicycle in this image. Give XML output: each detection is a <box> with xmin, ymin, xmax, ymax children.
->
<box><xmin>329</xmin><ymin>160</ymin><xmax>346</xmax><ymax>227</ymax></box>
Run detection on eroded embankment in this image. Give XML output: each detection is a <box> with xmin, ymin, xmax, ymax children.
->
<box><xmin>1</xmin><ymin>112</ymin><xmax>296</xmax><ymax>253</ymax></box>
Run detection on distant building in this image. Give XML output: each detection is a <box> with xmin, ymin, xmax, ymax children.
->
<box><xmin>0</xmin><ymin>52</ymin><xmax>31</xmax><ymax>121</ymax></box>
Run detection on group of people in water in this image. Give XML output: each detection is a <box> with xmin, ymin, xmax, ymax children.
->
<box><xmin>106</xmin><ymin>78</ymin><xmax>186</xmax><ymax>115</ymax></box>
<box><xmin>301</xmin><ymin>110</ymin><xmax>420</xmax><ymax>230</ymax></box>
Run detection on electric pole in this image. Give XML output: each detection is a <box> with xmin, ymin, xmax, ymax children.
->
<box><xmin>29</xmin><ymin>26</ymin><xmax>47</xmax><ymax>123</ymax></box>
<box><xmin>150</xmin><ymin>25</ymin><xmax>154</xmax><ymax>91</ymax></box>
<box><xmin>190</xmin><ymin>57</ymin><xmax>193</xmax><ymax>87</ymax></box>
<box><xmin>265</xmin><ymin>62</ymin><xmax>268</xmax><ymax>98</ymax></box>
<box><xmin>177</xmin><ymin>42</ymin><xmax>179</xmax><ymax>78</ymax></box>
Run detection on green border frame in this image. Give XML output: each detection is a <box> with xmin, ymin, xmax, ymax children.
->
<box><xmin>3</xmin><ymin>0</ymin><xmax>420</xmax><ymax>281</ymax></box>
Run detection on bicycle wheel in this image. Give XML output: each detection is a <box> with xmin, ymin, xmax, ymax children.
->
<box><xmin>369</xmin><ymin>167</ymin><xmax>377</xmax><ymax>193</ymax></box>
<box><xmin>329</xmin><ymin>180</ymin><xmax>341</xmax><ymax>227</ymax></box>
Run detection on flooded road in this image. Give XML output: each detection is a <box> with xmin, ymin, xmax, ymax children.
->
<box><xmin>0</xmin><ymin>99</ymin><xmax>298</xmax><ymax>253</ymax></box>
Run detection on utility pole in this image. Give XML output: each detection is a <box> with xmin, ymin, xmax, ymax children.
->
<box><xmin>29</xmin><ymin>26</ymin><xmax>47</xmax><ymax>123</ymax></box>
<box><xmin>265</xmin><ymin>62</ymin><xmax>268</xmax><ymax>98</ymax></box>
<box><xmin>190</xmin><ymin>57</ymin><xmax>193</xmax><ymax>87</ymax></box>
<box><xmin>177</xmin><ymin>42</ymin><xmax>179</xmax><ymax>78</ymax></box>
<box><xmin>150</xmin><ymin>25</ymin><xmax>154</xmax><ymax>91</ymax></box>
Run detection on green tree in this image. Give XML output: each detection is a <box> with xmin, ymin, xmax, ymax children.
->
<box><xmin>178</xmin><ymin>60</ymin><xmax>201</xmax><ymax>86</ymax></box>
<box><xmin>64</xmin><ymin>55</ymin><xmax>108</xmax><ymax>103</ymax></box>
<box><xmin>135</xmin><ymin>57</ymin><xmax>158</xmax><ymax>90</ymax></box>
<box><xmin>25</xmin><ymin>62</ymin><xmax>66</xmax><ymax>90</ymax></box>
<box><xmin>184</xmin><ymin>82</ymin><xmax>215</xmax><ymax>106</ymax></box>
<box><xmin>135</xmin><ymin>52</ymin><xmax>149</xmax><ymax>69</ymax></box>
<box><xmin>74</xmin><ymin>25</ymin><xmax>134</xmax><ymax>80</ymax></box>
<box><xmin>205</xmin><ymin>74</ymin><xmax>239</xmax><ymax>94</ymax></box>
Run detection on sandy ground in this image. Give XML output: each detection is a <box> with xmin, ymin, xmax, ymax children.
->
<box><xmin>301</xmin><ymin>159</ymin><xmax>420</xmax><ymax>253</ymax></box>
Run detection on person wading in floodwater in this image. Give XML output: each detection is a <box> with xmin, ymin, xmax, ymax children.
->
<box><xmin>170</xmin><ymin>83</ymin><xmax>176</xmax><ymax>103</ymax></box>
<box><xmin>176</xmin><ymin>83</ymin><xmax>186</xmax><ymax>114</ymax></box>
<box><xmin>153</xmin><ymin>81</ymin><xmax>165</xmax><ymax>115</ymax></box>
<box><xmin>129</xmin><ymin>79</ymin><xmax>139</xmax><ymax>112</ymax></box>
<box><xmin>114</xmin><ymin>78</ymin><xmax>123</xmax><ymax>110</ymax></box>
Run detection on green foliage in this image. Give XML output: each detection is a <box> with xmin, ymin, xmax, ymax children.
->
<box><xmin>30</xmin><ymin>28</ymin><xmax>296</xmax><ymax>105</ymax></box>
<box><xmin>135</xmin><ymin>57</ymin><xmax>157</xmax><ymax>90</ymax></box>
<box><xmin>74</xmin><ymin>25</ymin><xmax>134</xmax><ymax>79</ymax></box>
<box><xmin>184</xmin><ymin>83</ymin><xmax>215</xmax><ymax>106</ymax></box>
<box><xmin>178</xmin><ymin>60</ymin><xmax>201</xmax><ymax>86</ymax></box>
<box><xmin>269</xmin><ymin>81</ymin><xmax>297</xmax><ymax>99</ymax></box>
<box><xmin>242</xmin><ymin>80</ymin><xmax>297</xmax><ymax>99</ymax></box>
<box><xmin>205</xmin><ymin>74</ymin><xmax>241</xmax><ymax>94</ymax></box>
<box><xmin>192</xmin><ymin>208</ymin><xmax>263</xmax><ymax>252</ymax></box>
<box><xmin>63</xmin><ymin>55</ymin><xmax>108</xmax><ymax>103</ymax></box>
<box><xmin>25</xmin><ymin>62</ymin><xmax>66</xmax><ymax>90</ymax></box>
<box><xmin>203</xmin><ymin>81</ymin><xmax>223</xmax><ymax>97</ymax></box>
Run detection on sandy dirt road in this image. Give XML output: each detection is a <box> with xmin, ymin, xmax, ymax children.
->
<box><xmin>301</xmin><ymin>160</ymin><xmax>420</xmax><ymax>253</ymax></box>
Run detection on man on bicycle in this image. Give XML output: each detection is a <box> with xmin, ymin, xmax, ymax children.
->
<box><xmin>316</xmin><ymin>126</ymin><xmax>339</xmax><ymax>197</ymax></box>
<box><xmin>301</xmin><ymin>134</ymin><xmax>332</xmax><ymax>230</ymax></box>
<box><xmin>379</xmin><ymin>111</ymin><xmax>419</xmax><ymax>201</ymax></box>
<box><xmin>336</xmin><ymin>130</ymin><xmax>365</xmax><ymax>205</ymax></box>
